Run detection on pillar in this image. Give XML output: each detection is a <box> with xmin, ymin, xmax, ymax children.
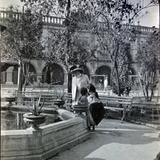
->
<box><xmin>5</xmin><ymin>66</ymin><xmax>14</xmax><ymax>85</ymax></box>
<box><xmin>36</xmin><ymin>72</ymin><xmax>42</xmax><ymax>87</ymax></box>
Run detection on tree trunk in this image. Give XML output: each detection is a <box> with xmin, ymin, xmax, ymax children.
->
<box><xmin>17</xmin><ymin>60</ymin><xmax>23</xmax><ymax>92</ymax></box>
<box><xmin>66</xmin><ymin>0</ymin><xmax>71</xmax><ymax>93</ymax></box>
<box><xmin>68</xmin><ymin>72</ymin><xmax>72</xmax><ymax>93</ymax></box>
<box><xmin>17</xmin><ymin>60</ymin><xmax>23</xmax><ymax>104</ymax></box>
<box><xmin>115</xmin><ymin>60</ymin><xmax>121</xmax><ymax>96</ymax></box>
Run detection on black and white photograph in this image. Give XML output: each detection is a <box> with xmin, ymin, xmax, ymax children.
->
<box><xmin>0</xmin><ymin>0</ymin><xmax>160</xmax><ymax>160</ymax></box>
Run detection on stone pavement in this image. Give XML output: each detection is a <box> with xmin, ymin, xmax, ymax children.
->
<box><xmin>50</xmin><ymin>119</ymin><xmax>160</xmax><ymax>160</ymax></box>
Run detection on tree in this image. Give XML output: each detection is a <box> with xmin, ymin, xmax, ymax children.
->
<box><xmin>0</xmin><ymin>6</ymin><xmax>43</xmax><ymax>91</ymax></box>
<box><xmin>42</xmin><ymin>27</ymin><xmax>97</xmax><ymax>66</ymax></box>
<box><xmin>136</xmin><ymin>30</ymin><xmax>160</xmax><ymax>101</ymax></box>
<box><xmin>22</xmin><ymin>0</ymin><xmax>98</xmax><ymax>66</ymax></box>
<box><xmin>22</xmin><ymin>0</ymin><xmax>142</xmax><ymax>95</ymax></box>
<box><xmin>91</xmin><ymin>0</ymin><xmax>140</xmax><ymax>96</ymax></box>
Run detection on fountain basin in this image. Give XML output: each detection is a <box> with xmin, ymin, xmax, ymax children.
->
<box><xmin>23</xmin><ymin>113</ymin><xmax>46</xmax><ymax>130</ymax></box>
<box><xmin>1</xmin><ymin>109</ymin><xmax>90</xmax><ymax>160</ymax></box>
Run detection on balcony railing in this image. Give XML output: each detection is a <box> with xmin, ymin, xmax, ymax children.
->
<box><xmin>0</xmin><ymin>10</ymin><xmax>65</xmax><ymax>26</ymax></box>
<box><xmin>0</xmin><ymin>10</ymin><xmax>156</xmax><ymax>33</ymax></box>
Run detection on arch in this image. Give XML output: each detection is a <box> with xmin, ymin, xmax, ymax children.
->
<box><xmin>23</xmin><ymin>62</ymin><xmax>37</xmax><ymax>85</ymax></box>
<box><xmin>95</xmin><ymin>65</ymin><xmax>111</xmax><ymax>75</ymax></box>
<box><xmin>42</xmin><ymin>63</ymin><xmax>64</xmax><ymax>85</ymax></box>
<box><xmin>12</xmin><ymin>66</ymin><xmax>18</xmax><ymax>84</ymax></box>
<box><xmin>93</xmin><ymin>65</ymin><xmax>111</xmax><ymax>90</ymax></box>
<box><xmin>68</xmin><ymin>64</ymin><xmax>90</xmax><ymax>92</ymax></box>
<box><xmin>0</xmin><ymin>24</ymin><xmax>7</xmax><ymax>32</ymax></box>
<box><xmin>70</xmin><ymin>64</ymin><xmax>90</xmax><ymax>77</ymax></box>
<box><xmin>79</xmin><ymin>64</ymin><xmax>90</xmax><ymax>78</ymax></box>
<box><xmin>0</xmin><ymin>62</ymin><xmax>19</xmax><ymax>84</ymax></box>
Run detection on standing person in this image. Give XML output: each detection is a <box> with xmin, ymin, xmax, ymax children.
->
<box><xmin>104</xmin><ymin>76</ymin><xmax>108</xmax><ymax>91</ymax></box>
<box><xmin>71</xmin><ymin>66</ymin><xmax>90</xmax><ymax>105</ymax></box>
<box><xmin>87</xmin><ymin>84</ymin><xmax>105</xmax><ymax>131</ymax></box>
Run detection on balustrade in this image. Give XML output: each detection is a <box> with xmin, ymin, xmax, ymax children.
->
<box><xmin>0</xmin><ymin>10</ymin><xmax>65</xmax><ymax>26</ymax></box>
<box><xmin>0</xmin><ymin>10</ymin><xmax>156</xmax><ymax>33</ymax></box>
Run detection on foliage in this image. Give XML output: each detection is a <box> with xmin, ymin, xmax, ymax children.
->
<box><xmin>5</xmin><ymin>0</ymin><xmax>146</xmax><ymax>95</ymax></box>
<box><xmin>22</xmin><ymin>0</ymin><xmax>142</xmax><ymax>95</ymax></box>
<box><xmin>30</xmin><ymin>95</ymin><xmax>44</xmax><ymax>116</ymax></box>
<box><xmin>92</xmin><ymin>0</ymin><xmax>140</xmax><ymax>96</ymax></box>
<box><xmin>0</xmin><ymin>6</ymin><xmax>43</xmax><ymax>91</ymax></box>
<box><xmin>22</xmin><ymin>0</ymin><xmax>99</xmax><ymax>69</ymax></box>
<box><xmin>136</xmin><ymin>31</ymin><xmax>160</xmax><ymax>101</ymax></box>
<box><xmin>110</xmin><ymin>42</ymin><xmax>133</xmax><ymax>95</ymax></box>
<box><xmin>43</xmin><ymin>29</ymin><xmax>97</xmax><ymax>67</ymax></box>
<box><xmin>1</xmin><ymin>6</ymin><xmax>43</xmax><ymax>61</ymax></box>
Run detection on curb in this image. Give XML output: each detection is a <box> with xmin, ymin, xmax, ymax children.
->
<box><xmin>126</xmin><ymin>120</ymin><xmax>160</xmax><ymax>130</ymax></box>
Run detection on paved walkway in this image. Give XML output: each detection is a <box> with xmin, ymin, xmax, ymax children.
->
<box><xmin>50</xmin><ymin>119</ymin><xmax>160</xmax><ymax>160</ymax></box>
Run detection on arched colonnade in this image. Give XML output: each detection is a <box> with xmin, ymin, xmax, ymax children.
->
<box><xmin>1</xmin><ymin>60</ymin><xmax>135</xmax><ymax>91</ymax></box>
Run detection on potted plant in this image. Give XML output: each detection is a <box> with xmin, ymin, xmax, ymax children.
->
<box><xmin>5</xmin><ymin>90</ymin><xmax>16</xmax><ymax>107</ymax></box>
<box><xmin>54</xmin><ymin>88</ymin><xmax>65</xmax><ymax>108</ymax></box>
<box><xmin>54</xmin><ymin>95</ymin><xmax>65</xmax><ymax>108</ymax></box>
<box><xmin>23</xmin><ymin>95</ymin><xmax>46</xmax><ymax>130</ymax></box>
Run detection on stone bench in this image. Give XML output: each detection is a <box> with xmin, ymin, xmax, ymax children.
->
<box><xmin>99</xmin><ymin>95</ymin><xmax>133</xmax><ymax>120</ymax></box>
<box><xmin>15</xmin><ymin>91</ymin><xmax>73</xmax><ymax>110</ymax></box>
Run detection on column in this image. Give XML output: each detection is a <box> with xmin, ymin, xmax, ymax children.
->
<box><xmin>36</xmin><ymin>73</ymin><xmax>42</xmax><ymax>87</ymax></box>
<box><xmin>5</xmin><ymin>66</ymin><xmax>14</xmax><ymax>85</ymax></box>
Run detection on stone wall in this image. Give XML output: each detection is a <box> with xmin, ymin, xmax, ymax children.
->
<box><xmin>1</xmin><ymin>117</ymin><xmax>90</xmax><ymax>160</ymax></box>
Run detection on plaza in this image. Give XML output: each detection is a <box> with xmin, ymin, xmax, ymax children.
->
<box><xmin>1</xmin><ymin>0</ymin><xmax>160</xmax><ymax>160</ymax></box>
<box><xmin>51</xmin><ymin>119</ymin><xmax>160</xmax><ymax>160</ymax></box>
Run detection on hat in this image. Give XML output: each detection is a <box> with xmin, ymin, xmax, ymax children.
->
<box><xmin>70</xmin><ymin>65</ymin><xmax>83</xmax><ymax>74</ymax></box>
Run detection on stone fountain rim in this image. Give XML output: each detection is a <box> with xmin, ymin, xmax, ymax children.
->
<box><xmin>1</xmin><ymin>116</ymin><xmax>83</xmax><ymax>136</ymax></box>
<box><xmin>23</xmin><ymin>112</ymin><xmax>46</xmax><ymax>119</ymax></box>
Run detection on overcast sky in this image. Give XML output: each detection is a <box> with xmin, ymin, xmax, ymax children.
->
<box><xmin>0</xmin><ymin>0</ymin><xmax>159</xmax><ymax>27</ymax></box>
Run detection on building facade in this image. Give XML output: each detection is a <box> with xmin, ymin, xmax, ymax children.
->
<box><xmin>0</xmin><ymin>10</ymin><xmax>156</xmax><ymax>93</ymax></box>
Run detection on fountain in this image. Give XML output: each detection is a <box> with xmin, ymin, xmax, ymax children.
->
<box><xmin>23</xmin><ymin>112</ymin><xmax>46</xmax><ymax>130</ymax></box>
<box><xmin>1</xmin><ymin>94</ymin><xmax>90</xmax><ymax>160</ymax></box>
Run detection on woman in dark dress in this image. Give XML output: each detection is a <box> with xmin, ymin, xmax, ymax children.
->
<box><xmin>87</xmin><ymin>84</ymin><xmax>105</xmax><ymax>130</ymax></box>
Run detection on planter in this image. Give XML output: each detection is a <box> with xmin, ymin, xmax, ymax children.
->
<box><xmin>54</xmin><ymin>99</ymin><xmax>65</xmax><ymax>108</ymax></box>
<box><xmin>23</xmin><ymin>113</ymin><xmax>46</xmax><ymax>130</ymax></box>
<box><xmin>5</xmin><ymin>97</ymin><xmax>16</xmax><ymax>108</ymax></box>
<box><xmin>5</xmin><ymin>97</ymin><xmax>16</xmax><ymax>104</ymax></box>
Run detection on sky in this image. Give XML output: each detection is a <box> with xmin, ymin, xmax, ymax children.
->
<box><xmin>0</xmin><ymin>0</ymin><xmax>159</xmax><ymax>28</ymax></box>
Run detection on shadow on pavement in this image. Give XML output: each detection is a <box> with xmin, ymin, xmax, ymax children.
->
<box><xmin>51</xmin><ymin>119</ymin><xmax>160</xmax><ymax>160</ymax></box>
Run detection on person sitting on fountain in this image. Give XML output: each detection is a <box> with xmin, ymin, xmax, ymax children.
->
<box><xmin>87</xmin><ymin>84</ymin><xmax>100</xmax><ymax>104</ymax></box>
<box><xmin>73</xmin><ymin>87</ymin><xmax>89</xmax><ymax>116</ymax></box>
<box><xmin>78</xmin><ymin>87</ymin><xmax>88</xmax><ymax>107</ymax></box>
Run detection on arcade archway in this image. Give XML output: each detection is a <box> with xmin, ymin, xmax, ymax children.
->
<box><xmin>1</xmin><ymin>62</ymin><xmax>19</xmax><ymax>84</ymax></box>
<box><xmin>93</xmin><ymin>65</ymin><xmax>111</xmax><ymax>90</ymax></box>
<box><xmin>42</xmin><ymin>63</ymin><xmax>64</xmax><ymax>85</ymax></box>
<box><xmin>22</xmin><ymin>62</ymin><xmax>37</xmax><ymax>86</ymax></box>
